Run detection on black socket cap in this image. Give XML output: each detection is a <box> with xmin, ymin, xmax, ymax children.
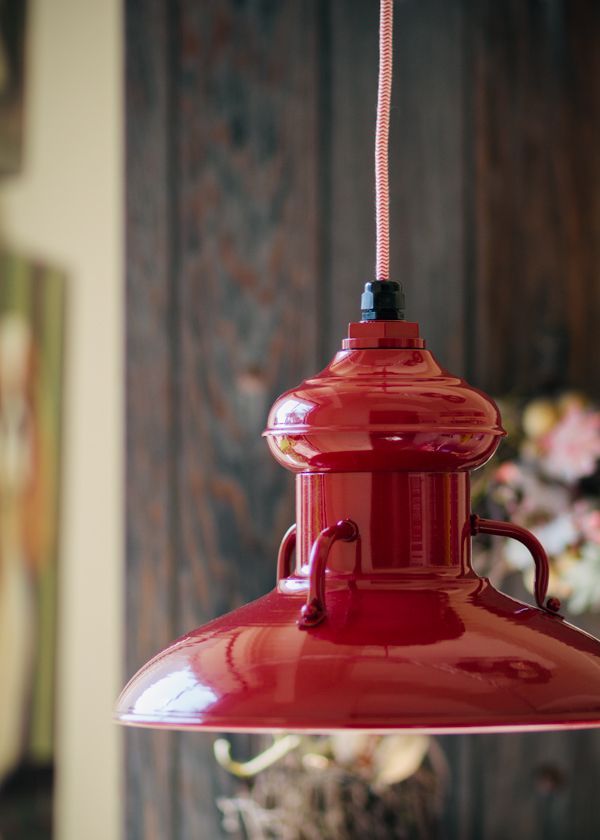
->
<box><xmin>361</xmin><ymin>280</ymin><xmax>405</xmax><ymax>320</ymax></box>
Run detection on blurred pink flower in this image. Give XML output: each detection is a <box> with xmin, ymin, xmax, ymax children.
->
<box><xmin>541</xmin><ymin>407</ymin><xmax>600</xmax><ymax>482</ymax></box>
<box><xmin>494</xmin><ymin>462</ymin><xmax>522</xmax><ymax>484</ymax></box>
<box><xmin>578</xmin><ymin>510</ymin><xmax>600</xmax><ymax>545</ymax></box>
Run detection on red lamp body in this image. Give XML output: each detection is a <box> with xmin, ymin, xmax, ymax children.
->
<box><xmin>117</xmin><ymin>321</ymin><xmax>600</xmax><ymax>732</ymax></box>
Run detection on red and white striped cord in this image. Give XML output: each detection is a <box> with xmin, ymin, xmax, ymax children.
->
<box><xmin>375</xmin><ymin>0</ymin><xmax>394</xmax><ymax>281</ymax></box>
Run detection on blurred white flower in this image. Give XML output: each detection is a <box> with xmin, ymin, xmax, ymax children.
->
<box><xmin>373</xmin><ymin>735</ymin><xmax>430</xmax><ymax>788</ymax></box>
<box><xmin>564</xmin><ymin>545</ymin><xmax>600</xmax><ymax>614</ymax></box>
<box><xmin>575</xmin><ymin>508</ymin><xmax>600</xmax><ymax>545</ymax></box>
<box><xmin>503</xmin><ymin>514</ymin><xmax>577</xmax><ymax>571</ymax></box>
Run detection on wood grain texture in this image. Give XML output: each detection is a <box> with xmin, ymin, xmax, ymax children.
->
<box><xmin>562</xmin><ymin>0</ymin><xmax>600</xmax><ymax>395</ymax></box>
<box><xmin>445</xmin><ymin>729</ymin><xmax>600</xmax><ymax>840</ymax></box>
<box><xmin>174</xmin><ymin>2</ymin><xmax>320</xmax><ymax>836</ymax></box>
<box><xmin>327</xmin><ymin>0</ymin><xmax>467</xmax><ymax>371</ymax></box>
<box><xmin>390</xmin><ymin>0</ymin><xmax>468</xmax><ymax>373</ymax></box>
<box><xmin>326</xmin><ymin>0</ymin><xmax>377</xmax><ymax>355</ymax></box>
<box><xmin>125</xmin><ymin>1</ymin><xmax>178</xmax><ymax>838</ymax></box>
<box><xmin>471</xmin><ymin>0</ymin><xmax>600</xmax><ymax>396</ymax></box>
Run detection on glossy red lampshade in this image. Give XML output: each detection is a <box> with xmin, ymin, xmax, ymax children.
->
<box><xmin>116</xmin><ymin>320</ymin><xmax>600</xmax><ymax>733</ymax></box>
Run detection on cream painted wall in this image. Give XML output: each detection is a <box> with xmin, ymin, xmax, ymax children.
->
<box><xmin>0</xmin><ymin>1</ymin><xmax>123</xmax><ymax>838</ymax></box>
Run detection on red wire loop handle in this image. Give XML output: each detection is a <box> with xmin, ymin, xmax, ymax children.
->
<box><xmin>298</xmin><ymin>519</ymin><xmax>359</xmax><ymax>629</ymax></box>
<box><xmin>276</xmin><ymin>524</ymin><xmax>297</xmax><ymax>584</ymax></box>
<box><xmin>471</xmin><ymin>514</ymin><xmax>561</xmax><ymax>614</ymax></box>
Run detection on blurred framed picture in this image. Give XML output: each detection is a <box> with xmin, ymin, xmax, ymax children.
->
<box><xmin>0</xmin><ymin>252</ymin><xmax>65</xmax><ymax>836</ymax></box>
<box><xmin>0</xmin><ymin>0</ymin><xmax>27</xmax><ymax>174</ymax></box>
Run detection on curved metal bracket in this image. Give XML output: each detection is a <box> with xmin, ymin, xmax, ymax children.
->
<box><xmin>471</xmin><ymin>514</ymin><xmax>561</xmax><ymax>615</ymax></box>
<box><xmin>298</xmin><ymin>519</ymin><xmax>359</xmax><ymax>629</ymax></box>
<box><xmin>276</xmin><ymin>524</ymin><xmax>297</xmax><ymax>584</ymax></box>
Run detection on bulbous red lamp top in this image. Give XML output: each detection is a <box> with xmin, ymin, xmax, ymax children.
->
<box><xmin>116</xmin><ymin>319</ymin><xmax>600</xmax><ymax>734</ymax></box>
<box><xmin>265</xmin><ymin>320</ymin><xmax>504</xmax><ymax>474</ymax></box>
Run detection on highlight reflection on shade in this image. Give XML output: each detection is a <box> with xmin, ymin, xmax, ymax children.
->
<box><xmin>131</xmin><ymin>666</ymin><xmax>217</xmax><ymax>718</ymax></box>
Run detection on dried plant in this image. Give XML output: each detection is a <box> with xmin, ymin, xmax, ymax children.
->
<box><xmin>216</xmin><ymin>734</ymin><xmax>447</xmax><ymax>840</ymax></box>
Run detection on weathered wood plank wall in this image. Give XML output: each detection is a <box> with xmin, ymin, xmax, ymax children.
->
<box><xmin>125</xmin><ymin>1</ymin><xmax>600</xmax><ymax>837</ymax></box>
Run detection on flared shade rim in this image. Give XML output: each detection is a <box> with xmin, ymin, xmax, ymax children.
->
<box><xmin>116</xmin><ymin>579</ymin><xmax>600</xmax><ymax>734</ymax></box>
<box><xmin>115</xmin><ymin>717</ymin><xmax>600</xmax><ymax>735</ymax></box>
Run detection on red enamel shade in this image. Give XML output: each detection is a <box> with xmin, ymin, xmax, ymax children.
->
<box><xmin>116</xmin><ymin>321</ymin><xmax>600</xmax><ymax>733</ymax></box>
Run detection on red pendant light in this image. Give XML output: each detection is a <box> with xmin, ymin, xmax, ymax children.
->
<box><xmin>116</xmin><ymin>1</ymin><xmax>600</xmax><ymax>734</ymax></box>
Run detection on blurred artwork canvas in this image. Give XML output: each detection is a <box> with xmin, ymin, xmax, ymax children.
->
<box><xmin>0</xmin><ymin>0</ymin><xmax>27</xmax><ymax>174</ymax></box>
<box><xmin>0</xmin><ymin>252</ymin><xmax>64</xmax><ymax>837</ymax></box>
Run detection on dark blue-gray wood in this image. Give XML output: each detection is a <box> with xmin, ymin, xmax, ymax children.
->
<box><xmin>125</xmin><ymin>1</ymin><xmax>179</xmax><ymax>837</ymax></box>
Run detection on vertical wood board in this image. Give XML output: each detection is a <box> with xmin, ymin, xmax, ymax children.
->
<box><xmin>174</xmin><ymin>2</ymin><xmax>321</xmax><ymax>836</ymax></box>
<box><xmin>125</xmin><ymin>0</ymin><xmax>178</xmax><ymax>838</ymax></box>
<box><xmin>471</xmin><ymin>0</ymin><xmax>600</xmax><ymax>396</ymax></box>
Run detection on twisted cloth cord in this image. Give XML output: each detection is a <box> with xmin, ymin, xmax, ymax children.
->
<box><xmin>375</xmin><ymin>0</ymin><xmax>394</xmax><ymax>281</ymax></box>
